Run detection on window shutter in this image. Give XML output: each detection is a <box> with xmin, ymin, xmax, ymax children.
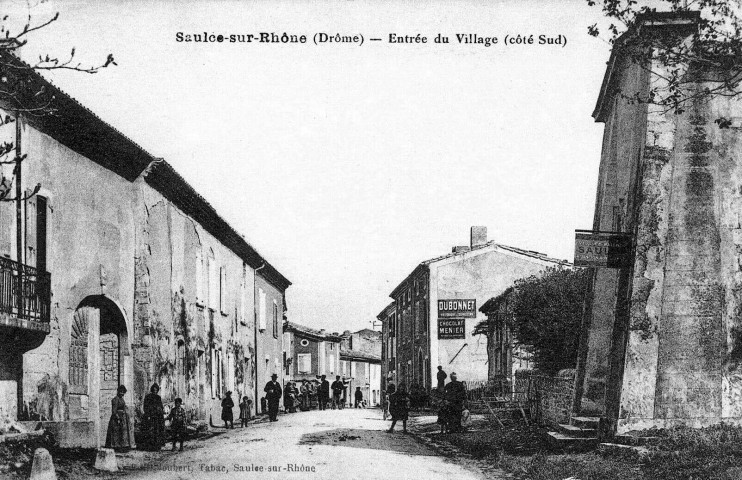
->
<box><xmin>220</xmin><ymin>266</ymin><xmax>226</xmax><ymax>313</ymax></box>
<box><xmin>196</xmin><ymin>250</ymin><xmax>203</xmax><ymax>303</ymax></box>
<box><xmin>211</xmin><ymin>349</ymin><xmax>217</xmax><ymax>399</ymax></box>
<box><xmin>25</xmin><ymin>190</ymin><xmax>37</xmax><ymax>267</ymax></box>
<box><xmin>0</xmin><ymin>199</ymin><xmax>11</xmax><ymax>257</ymax></box>
<box><xmin>258</xmin><ymin>289</ymin><xmax>266</xmax><ymax>331</ymax></box>
<box><xmin>240</xmin><ymin>266</ymin><xmax>246</xmax><ymax>323</ymax></box>
<box><xmin>208</xmin><ymin>256</ymin><xmax>218</xmax><ymax>310</ymax></box>
<box><xmin>272</xmin><ymin>300</ymin><xmax>278</xmax><ymax>338</ymax></box>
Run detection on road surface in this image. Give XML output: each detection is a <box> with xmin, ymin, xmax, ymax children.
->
<box><xmin>116</xmin><ymin>408</ymin><xmax>486</xmax><ymax>480</ymax></box>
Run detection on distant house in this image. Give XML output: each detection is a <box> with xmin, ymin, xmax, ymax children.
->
<box><xmin>340</xmin><ymin>329</ymin><xmax>382</xmax><ymax>406</ymax></box>
<box><xmin>283</xmin><ymin>322</ymin><xmax>342</xmax><ymax>383</ymax></box>
<box><xmin>381</xmin><ymin>226</ymin><xmax>568</xmax><ymax>390</ymax></box>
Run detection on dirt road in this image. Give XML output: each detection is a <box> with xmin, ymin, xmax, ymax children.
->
<box><xmin>115</xmin><ymin>408</ymin><xmax>486</xmax><ymax>480</ymax></box>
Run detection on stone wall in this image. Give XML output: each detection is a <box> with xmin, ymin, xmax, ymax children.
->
<box><xmin>515</xmin><ymin>369</ymin><xmax>575</xmax><ymax>427</ymax></box>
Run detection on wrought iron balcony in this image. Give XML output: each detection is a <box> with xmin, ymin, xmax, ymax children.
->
<box><xmin>0</xmin><ymin>256</ymin><xmax>51</xmax><ymax>326</ymax></box>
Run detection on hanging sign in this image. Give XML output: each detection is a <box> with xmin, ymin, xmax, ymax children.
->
<box><xmin>574</xmin><ymin>230</ymin><xmax>632</xmax><ymax>268</ymax></box>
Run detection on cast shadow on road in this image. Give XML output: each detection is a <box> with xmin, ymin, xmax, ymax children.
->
<box><xmin>298</xmin><ymin>428</ymin><xmax>433</xmax><ymax>456</ymax></box>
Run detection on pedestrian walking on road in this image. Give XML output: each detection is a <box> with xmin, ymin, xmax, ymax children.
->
<box><xmin>140</xmin><ymin>383</ymin><xmax>165</xmax><ymax>451</ymax></box>
<box><xmin>354</xmin><ymin>387</ymin><xmax>364</xmax><ymax>408</ymax></box>
<box><xmin>331</xmin><ymin>376</ymin><xmax>344</xmax><ymax>409</ymax></box>
<box><xmin>444</xmin><ymin>372</ymin><xmax>467</xmax><ymax>433</ymax></box>
<box><xmin>167</xmin><ymin>397</ymin><xmax>187</xmax><ymax>452</ymax></box>
<box><xmin>105</xmin><ymin>385</ymin><xmax>133</xmax><ymax>451</ymax></box>
<box><xmin>239</xmin><ymin>396</ymin><xmax>252</xmax><ymax>427</ymax></box>
<box><xmin>264</xmin><ymin>374</ymin><xmax>283</xmax><ymax>421</ymax></box>
<box><xmin>221</xmin><ymin>391</ymin><xmax>235</xmax><ymax>429</ymax></box>
<box><xmin>436</xmin><ymin>366</ymin><xmax>447</xmax><ymax>391</ymax></box>
<box><xmin>387</xmin><ymin>383</ymin><xmax>410</xmax><ymax>434</ymax></box>
<box><xmin>318</xmin><ymin>375</ymin><xmax>330</xmax><ymax>411</ymax></box>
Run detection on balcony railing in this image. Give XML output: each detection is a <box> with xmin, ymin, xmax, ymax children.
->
<box><xmin>0</xmin><ymin>256</ymin><xmax>51</xmax><ymax>324</ymax></box>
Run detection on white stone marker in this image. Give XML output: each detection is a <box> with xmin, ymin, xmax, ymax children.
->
<box><xmin>29</xmin><ymin>448</ymin><xmax>56</xmax><ymax>480</ymax></box>
<box><xmin>93</xmin><ymin>448</ymin><xmax>118</xmax><ymax>472</ymax></box>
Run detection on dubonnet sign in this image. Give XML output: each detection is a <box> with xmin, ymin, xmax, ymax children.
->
<box><xmin>437</xmin><ymin>299</ymin><xmax>476</xmax><ymax>318</ymax></box>
<box><xmin>574</xmin><ymin>230</ymin><xmax>632</xmax><ymax>268</ymax></box>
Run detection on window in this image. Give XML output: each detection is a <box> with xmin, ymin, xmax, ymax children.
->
<box><xmin>300</xmin><ymin>339</ymin><xmax>309</xmax><ymax>347</ymax></box>
<box><xmin>298</xmin><ymin>353</ymin><xmax>311</xmax><ymax>374</ymax></box>
<box><xmin>329</xmin><ymin>343</ymin><xmax>334</xmax><ymax>351</ymax></box>
<box><xmin>69</xmin><ymin>309</ymin><xmax>89</xmax><ymax>395</ymax></box>
<box><xmin>258</xmin><ymin>288</ymin><xmax>266</xmax><ymax>331</ymax></box>
<box><xmin>273</xmin><ymin>300</ymin><xmax>278</xmax><ymax>338</ymax></box>
<box><xmin>329</xmin><ymin>354</ymin><xmax>335</xmax><ymax>374</ymax></box>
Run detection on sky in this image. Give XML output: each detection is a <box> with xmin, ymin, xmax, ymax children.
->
<box><xmin>6</xmin><ymin>0</ymin><xmax>611</xmax><ymax>333</ymax></box>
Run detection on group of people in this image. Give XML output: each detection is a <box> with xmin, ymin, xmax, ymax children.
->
<box><xmin>382</xmin><ymin>366</ymin><xmax>468</xmax><ymax>434</ymax></box>
<box><xmin>284</xmin><ymin>375</ymin><xmax>364</xmax><ymax>411</ymax></box>
<box><xmin>105</xmin><ymin>383</ymin><xmax>189</xmax><ymax>453</ymax></box>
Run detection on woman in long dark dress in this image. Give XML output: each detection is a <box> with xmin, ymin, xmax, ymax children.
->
<box><xmin>106</xmin><ymin>385</ymin><xmax>133</xmax><ymax>451</ymax></box>
<box><xmin>221</xmin><ymin>391</ymin><xmax>234</xmax><ymax>429</ymax></box>
<box><xmin>141</xmin><ymin>383</ymin><xmax>165</xmax><ymax>450</ymax></box>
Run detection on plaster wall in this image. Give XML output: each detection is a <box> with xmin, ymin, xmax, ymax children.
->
<box><xmin>430</xmin><ymin>247</ymin><xmax>565</xmax><ymax>383</ymax></box>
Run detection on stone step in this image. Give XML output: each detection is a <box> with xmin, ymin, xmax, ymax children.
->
<box><xmin>613</xmin><ymin>434</ymin><xmax>661</xmax><ymax>446</ymax></box>
<box><xmin>557</xmin><ymin>423</ymin><xmax>597</xmax><ymax>437</ymax></box>
<box><xmin>546</xmin><ymin>431</ymin><xmax>598</xmax><ymax>452</ymax></box>
<box><xmin>598</xmin><ymin>442</ymin><xmax>650</xmax><ymax>459</ymax></box>
<box><xmin>570</xmin><ymin>416</ymin><xmax>600</xmax><ymax>429</ymax></box>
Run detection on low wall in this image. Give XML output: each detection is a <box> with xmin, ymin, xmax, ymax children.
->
<box><xmin>514</xmin><ymin>369</ymin><xmax>575</xmax><ymax>427</ymax></box>
<box><xmin>19</xmin><ymin>420</ymin><xmax>98</xmax><ymax>448</ymax></box>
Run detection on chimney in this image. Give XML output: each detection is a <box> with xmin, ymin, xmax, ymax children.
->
<box><xmin>452</xmin><ymin>246</ymin><xmax>470</xmax><ymax>254</ymax></box>
<box><xmin>470</xmin><ymin>226</ymin><xmax>487</xmax><ymax>248</ymax></box>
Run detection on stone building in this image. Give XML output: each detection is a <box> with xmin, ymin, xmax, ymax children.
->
<box><xmin>474</xmin><ymin>288</ymin><xmax>533</xmax><ymax>387</ymax></box>
<box><xmin>283</xmin><ymin>322</ymin><xmax>342</xmax><ymax>383</ymax></box>
<box><xmin>339</xmin><ymin>329</ymin><xmax>382</xmax><ymax>406</ymax></box>
<box><xmin>382</xmin><ymin>226</ymin><xmax>568</xmax><ymax>390</ymax></box>
<box><xmin>573</xmin><ymin>12</ymin><xmax>742</xmax><ymax>435</ymax></box>
<box><xmin>0</xmin><ymin>53</ymin><xmax>289</xmax><ymax>446</ymax></box>
<box><xmin>378</xmin><ymin>302</ymin><xmax>396</xmax><ymax>394</ymax></box>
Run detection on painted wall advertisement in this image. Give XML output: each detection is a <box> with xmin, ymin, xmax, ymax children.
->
<box><xmin>437</xmin><ymin>299</ymin><xmax>476</xmax><ymax>318</ymax></box>
<box><xmin>438</xmin><ymin>318</ymin><xmax>466</xmax><ymax>339</ymax></box>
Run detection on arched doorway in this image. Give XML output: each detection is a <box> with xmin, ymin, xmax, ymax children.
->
<box><xmin>73</xmin><ymin>295</ymin><xmax>129</xmax><ymax>445</ymax></box>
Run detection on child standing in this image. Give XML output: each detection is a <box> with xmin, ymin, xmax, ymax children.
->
<box><xmin>239</xmin><ymin>396</ymin><xmax>252</xmax><ymax>427</ymax></box>
<box><xmin>167</xmin><ymin>398</ymin><xmax>187</xmax><ymax>452</ymax></box>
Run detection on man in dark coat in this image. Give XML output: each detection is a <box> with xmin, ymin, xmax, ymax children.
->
<box><xmin>318</xmin><ymin>375</ymin><xmax>330</xmax><ymax>411</ymax></box>
<box><xmin>437</xmin><ymin>366</ymin><xmax>447</xmax><ymax>390</ymax></box>
<box><xmin>444</xmin><ymin>372</ymin><xmax>467</xmax><ymax>432</ymax></box>
<box><xmin>331</xmin><ymin>375</ymin><xmax>345</xmax><ymax>409</ymax></box>
<box><xmin>264</xmin><ymin>374</ymin><xmax>283</xmax><ymax>422</ymax></box>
